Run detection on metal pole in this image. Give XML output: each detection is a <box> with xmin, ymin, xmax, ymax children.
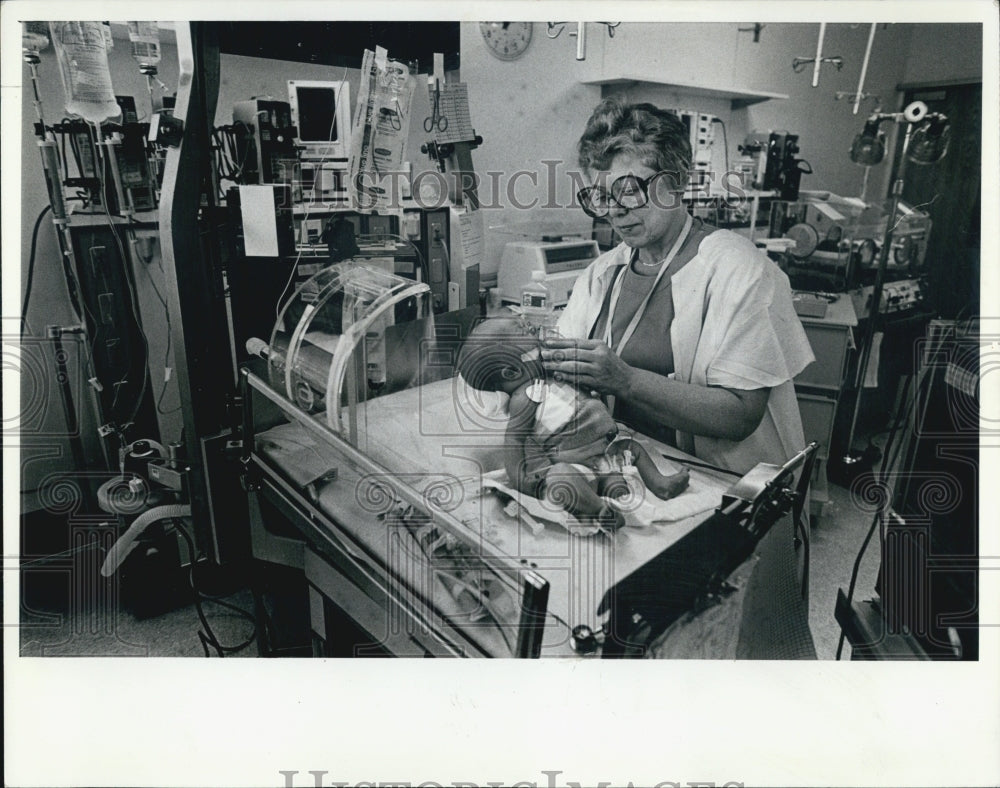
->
<box><xmin>48</xmin><ymin>325</ymin><xmax>96</xmax><ymax>510</ymax></box>
<box><xmin>26</xmin><ymin>53</ymin><xmax>112</xmax><ymax>471</ymax></box>
<box><xmin>575</xmin><ymin>21</ymin><xmax>587</xmax><ymax>61</ymax></box>
<box><xmin>853</xmin><ymin>24</ymin><xmax>877</xmax><ymax>115</ymax></box>
<box><xmin>841</xmin><ymin>126</ymin><xmax>912</xmax><ymax>465</ymax></box>
<box><xmin>812</xmin><ymin>23</ymin><xmax>826</xmax><ymax>87</ymax></box>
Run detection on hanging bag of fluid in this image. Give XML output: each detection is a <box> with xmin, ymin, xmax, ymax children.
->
<box><xmin>22</xmin><ymin>21</ymin><xmax>50</xmax><ymax>54</ymax></box>
<box><xmin>48</xmin><ymin>21</ymin><xmax>121</xmax><ymax>124</ymax></box>
<box><xmin>127</xmin><ymin>22</ymin><xmax>161</xmax><ymax>68</ymax></box>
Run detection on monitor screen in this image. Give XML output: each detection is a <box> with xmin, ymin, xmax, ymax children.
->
<box><xmin>288</xmin><ymin>80</ymin><xmax>351</xmax><ymax>161</ymax></box>
<box><xmin>296</xmin><ymin>86</ymin><xmax>341</xmax><ymax>142</ymax></box>
<box><xmin>288</xmin><ymin>79</ymin><xmax>351</xmax><ymax>161</ymax></box>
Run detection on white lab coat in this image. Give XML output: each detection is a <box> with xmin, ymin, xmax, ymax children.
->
<box><xmin>557</xmin><ymin>229</ymin><xmax>815</xmax><ymax>474</ymax></box>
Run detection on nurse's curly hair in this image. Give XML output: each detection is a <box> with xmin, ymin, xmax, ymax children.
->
<box><xmin>577</xmin><ymin>98</ymin><xmax>692</xmax><ymax>191</ymax></box>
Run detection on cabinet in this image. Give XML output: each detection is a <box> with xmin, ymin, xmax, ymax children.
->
<box><xmin>793</xmin><ymin>294</ymin><xmax>858</xmax><ymax>518</ymax></box>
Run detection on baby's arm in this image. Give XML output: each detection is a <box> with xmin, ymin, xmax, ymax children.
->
<box><xmin>504</xmin><ymin>386</ymin><xmax>542</xmax><ymax>493</ymax></box>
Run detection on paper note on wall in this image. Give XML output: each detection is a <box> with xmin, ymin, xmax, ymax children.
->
<box><xmin>239</xmin><ymin>185</ymin><xmax>280</xmax><ymax>257</ymax></box>
<box><xmin>456</xmin><ymin>208</ymin><xmax>485</xmax><ymax>270</ymax></box>
<box><xmin>432</xmin><ymin>83</ymin><xmax>475</xmax><ymax>144</ymax></box>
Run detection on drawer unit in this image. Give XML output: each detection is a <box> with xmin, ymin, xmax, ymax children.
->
<box><xmin>792</xmin><ymin>294</ymin><xmax>857</xmax><ymax>520</ymax></box>
<box><xmin>796</xmin><ymin>321</ymin><xmax>852</xmax><ymax>391</ymax></box>
<box><xmin>796</xmin><ymin>390</ymin><xmax>838</xmax><ymax>460</ymax></box>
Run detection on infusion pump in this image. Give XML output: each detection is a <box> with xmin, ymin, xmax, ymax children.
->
<box><xmin>497</xmin><ymin>239</ymin><xmax>600</xmax><ymax>307</ymax></box>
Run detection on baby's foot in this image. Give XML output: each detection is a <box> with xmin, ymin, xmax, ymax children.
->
<box><xmin>595</xmin><ymin>503</ymin><xmax>625</xmax><ymax>531</ymax></box>
<box><xmin>648</xmin><ymin>468</ymin><xmax>690</xmax><ymax>500</ymax></box>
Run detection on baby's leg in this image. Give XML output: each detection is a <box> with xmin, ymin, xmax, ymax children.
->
<box><xmin>629</xmin><ymin>441</ymin><xmax>689</xmax><ymax>499</ymax></box>
<box><xmin>544</xmin><ymin>463</ymin><xmax>623</xmax><ymax>529</ymax></box>
<box><xmin>596</xmin><ymin>471</ymin><xmax>630</xmax><ymax>500</ymax></box>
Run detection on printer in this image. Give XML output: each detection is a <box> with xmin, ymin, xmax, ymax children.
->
<box><xmin>497</xmin><ymin>239</ymin><xmax>599</xmax><ymax>307</ymax></box>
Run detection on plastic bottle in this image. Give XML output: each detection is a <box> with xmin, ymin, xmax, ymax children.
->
<box><xmin>521</xmin><ymin>270</ymin><xmax>552</xmax><ymax>310</ymax></box>
<box><xmin>48</xmin><ymin>21</ymin><xmax>121</xmax><ymax>124</ymax></box>
<box><xmin>519</xmin><ymin>270</ymin><xmax>559</xmax><ymax>337</ymax></box>
<box><xmin>127</xmin><ymin>22</ymin><xmax>161</xmax><ymax>68</ymax></box>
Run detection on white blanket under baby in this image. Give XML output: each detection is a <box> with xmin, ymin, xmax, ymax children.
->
<box><xmin>481</xmin><ymin>466</ymin><xmax>722</xmax><ymax>536</ymax></box>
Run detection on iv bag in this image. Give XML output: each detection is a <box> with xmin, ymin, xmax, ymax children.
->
<box><xmin>49</xmin><ymin>21</ymin><xmax>121</xmax><ymax>124</ymax></box>
<box><xmin>127</xmin><ymin>22</ymin><xmax>161</xmax><ymax>67</ymax></box>
<box><xmin>22</xmin><ymin>21</ymin><xmax>50</xmax><ymax>53</ymax></box>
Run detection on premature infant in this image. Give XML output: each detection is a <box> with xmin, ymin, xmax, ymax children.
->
<box><xmin>457</xmin><ymin>317</ymin><xmax>689</xmax><ymax>529</ymax></box>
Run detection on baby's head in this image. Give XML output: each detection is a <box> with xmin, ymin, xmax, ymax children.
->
<box><xmin>456</xmin><ymin>317</ymin><xmax>544</xmax><ymax>394</ymax></box>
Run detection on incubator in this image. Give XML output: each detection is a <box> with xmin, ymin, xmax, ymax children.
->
<box><xmin>769</xmin><ymin>192</ymin><xmax>932</xmax><ymax>290</ymax></box>
<box><xmin>248</xmin><ymin>262</ymin><xmax>536</xmax><ymax>656</ymax></box>
<box><xmin>243</xmin><ymin>261</ymin><xmax>812</xmax><ymax>657</ymax></box>
<box><xmin>267</xmin><ymin>262</ymin><xmax>431</xmax><ymax>437</ymax></box>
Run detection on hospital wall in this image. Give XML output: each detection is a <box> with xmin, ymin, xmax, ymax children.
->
<box><xmin>902</xmin><ymin>23</ymin><xmax>983</xmax><ymax>85</ymax></box>
<box><xmin>463</xmin><ymin>21</ymin><xmax>984</xmax><ymax>281</ymax></box>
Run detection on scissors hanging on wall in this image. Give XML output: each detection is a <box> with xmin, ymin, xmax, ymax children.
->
<box><xmin>424</xmin><ymin>79</ymin><xmax>448</xmax><ymax>133</ymax></box>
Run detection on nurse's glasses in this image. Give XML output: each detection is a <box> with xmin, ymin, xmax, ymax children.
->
<box><xmin>577</xmin><ymin>172</ymin><xmax>680</xmax><ymax>218</ymax></box>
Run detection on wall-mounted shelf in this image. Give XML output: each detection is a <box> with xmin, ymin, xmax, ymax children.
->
<box><xmin>580</xmin><ymin>76</ymin><xmax>788</xmax><ymax>109</ymax></box>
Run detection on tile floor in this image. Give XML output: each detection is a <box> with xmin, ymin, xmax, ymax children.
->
<box><xmin>19</xmin><ymin>471</ymin><xmax>882</xmax><ymax>660</ymax></box>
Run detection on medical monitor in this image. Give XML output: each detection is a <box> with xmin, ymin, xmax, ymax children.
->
<box><xmin>288</xmin><ymin>80</ymin><xmax>352</xmax><ymax>161</ymax></box>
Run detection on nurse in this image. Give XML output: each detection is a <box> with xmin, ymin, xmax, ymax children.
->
<box><xmin>545</xmin><ymin>98</ymin><xmax>815</xmax><ymax>476</ymax></box>
<box><xmin>544</xmin><ymin>99</ymin><xmax>817</xmax><ymax>657</ymax></box>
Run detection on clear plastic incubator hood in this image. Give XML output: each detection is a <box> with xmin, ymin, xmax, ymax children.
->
<box><xmin>266</xmin><ymin>261</ymin><xmax>433</xmax><ymax>441</ymax></box>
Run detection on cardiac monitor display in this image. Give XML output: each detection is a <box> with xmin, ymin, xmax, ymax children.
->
<box><xmin>296</xmin><ymin>87</ymin><xmax>340</xmax><ymax>142</ymax></box>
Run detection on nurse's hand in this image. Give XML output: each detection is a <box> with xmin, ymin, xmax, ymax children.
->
<box><xmin>540</xmin><ymin>338</ymin><xmax>632</xmax><ymax>396</ymax></box>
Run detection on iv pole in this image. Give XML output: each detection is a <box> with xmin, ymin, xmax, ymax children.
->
<box><xmin>839</xmin><ymin>100</ymin><xmax>948</xmax><ymax>470</ymax></box>
<box><xmin>23</xmin><ymin>42</ymin><xmax>112</xmax><ymax>480</ymax></box>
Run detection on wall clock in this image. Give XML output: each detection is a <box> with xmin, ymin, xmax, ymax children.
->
<box><xmin>479</xmin><ymin>22</ymin><xmax>533</xmax><ymax>61</ymax></box>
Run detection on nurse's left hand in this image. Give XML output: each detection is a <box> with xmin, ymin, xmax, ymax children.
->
<box><xmin>539</xmin><ymin>338</ymin><xmax>632</xmax><ymax>396</ymax></box>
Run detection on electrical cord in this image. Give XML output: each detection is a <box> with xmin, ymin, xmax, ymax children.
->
<box><xmin>212</xmin><ymin>122</ymin><xmax>252</xmax><ymax>194</ymax></box>
<box><xmin>834</xmin><ymin>331</ymin><xmax>939</xmax><ymax>659</ymax></box>
<box><xmin>21</xmin><ymin>199</ymin><xmax>99</xmax><ymax>400</ymax></box>
<box><xmin>713</xmin><ymin>117</ymin><xmax>730</xmax><ymax>176</ymax></box>
<box><xmin>90</xmin><ymin>123</ymin><xmax>152</xmax><ymax>433</ymax></box>
<box><xmin>230</xmin><ymin>122</ymin><xmax>252</xmax><ymax>181</ymax></box>
<box><xmin>167</xmin><ymin>518</ymin><xmax>256</xmax><ymax>657</ymax></box>
<box><xmin>833</xmin><ymin>402</ymin><xmax>909</xmax><ymax>659</ymax></box>
<box><xmin>127</xmin><ymin>216</ymin><xmax>180</xmax><ymax>416</ymax></box>
<box><xmin>436</xmin><ymin>232</ymin><xmax>451</xmax><ymax>271</ymax></box>
<box><xmin>20</xmin><ymin>204</ymin><xmax>53</xmax><ymax>335</ymax></box>
<box><xmin>23</xmin><ymin>168</ymin><xmax>104</xmax><ymax>386</ymax></box>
